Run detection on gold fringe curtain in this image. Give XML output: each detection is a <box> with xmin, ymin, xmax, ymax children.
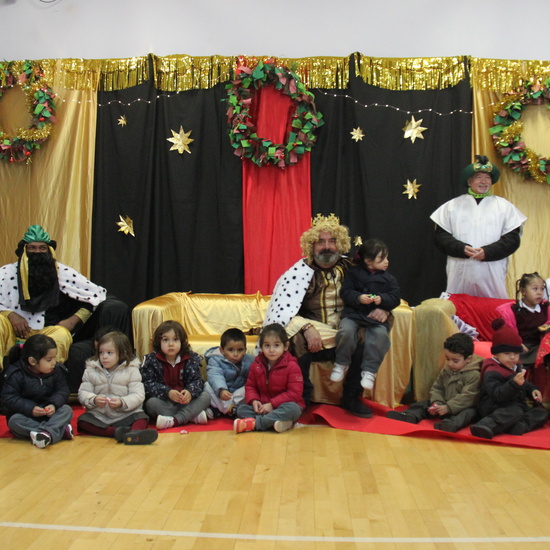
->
<box><xmin>471</xmin><ymin>59</ymin><xmax>550</xmax><ymax>297</ymax></box>
<box><xmin>354</xmin><ymin>53</ymin><xmax>468</xmax><ymax>90</ymax></box>
<box><xmin>152</xmin><ymin>54</ymin><xmax>350</xmax><ymax>91</ymax></box>
<box><xmin>470</xmin><ymin>58</ymin><xmax>550</xmax><ymax>92</ymax></box>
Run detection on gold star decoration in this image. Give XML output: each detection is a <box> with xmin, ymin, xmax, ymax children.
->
<box><xmin>167</xmin><ymin>126</ymin><xmax>194</xmax><ymax>154</ymax></box>
<box><xmin>116</xmin><ymin>215</ymin><xmax>135</xmax><ymax>237</ymax></box>
<box><xmin>402</xmin><ymin>116</ymin><xmax>427</xmax><ymax>143</ymax></box>
<box><xmin>354</xmin><ymin>236</ymin><xmax>363</xmax><ymax>246</ymax></box>
<box><xmin>403</xmin><ymin>179</ymin><xmax>421</xmax><ymax>199</ymax></box>
<box><xmin>350</xmin><ymin>127</ymin><xmax>364</xmax><ymax>142</ymax></box>
<box><xmin>117</xmin><ymin>115</ymin><xmax>127</xmax><ymax>127</ymax></box>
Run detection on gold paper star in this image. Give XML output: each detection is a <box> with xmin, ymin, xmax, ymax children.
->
<box><xmin>117</xmin><ymin>115</ymin><xmax>127</xmax><ymax>127</ymax></box>
<box><xmin>354</xmin><ymin>236</ymin><xmax>363</xmax><ymax>246</ymax></box>
<box><xmin>350</xmin><ymin>127</ymin><xmax>364</xmax><ymax>142</ymax></box>
<box><xmin>403</xmin><ymin>179</ymin><xmax>421</xmax><ymax>199</ymax></box>
<box><xmin>167</xmin><ymin>126</ymin><xmax>194</xmax><ymax>154</ymax></box>
<box><xmin>402</xmin><ymin>116</ymin><xmax>427</xmax><ymax>143</ymax></box>
<box><xmin>116</xmin><ymin>215</ymin><xmax>135</xmax><ymax>237</ymax></box>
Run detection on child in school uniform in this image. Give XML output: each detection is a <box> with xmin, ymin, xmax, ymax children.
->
<box><xmin>469</xmin><ymin>319</ymin><xmax>549</xmax><ymax>439</ymax></box>
<box><xmin>386</xmin><ymin>332</ymin><xmax>482</xmax><ymax>432</ymax></box>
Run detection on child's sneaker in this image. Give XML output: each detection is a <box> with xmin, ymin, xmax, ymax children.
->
<box><xmin>234</xmin><ymin>417</ymin><xmax>256</xmax><ymax>434</ymax></box>
<box><xmin>114</xmin><ymin>426</ymin><xmax>132</xmax><ymax>442</ymax></box>
<box><xmin>191</xmin><ymin>411</ymin><xmax>208</xmax><ymax>425</ymax></box>
<box><xmin>330</xmin><ymin>364</ymin><xmax>349</xmax><ymax>382</ymax></box>
<box><xmin>30</xmin><ymin>431</ymin><xmax>51</xmax><ymax>449</ymax></box>
<box><xmin>274</xmin><ymin>420</ymin><xmax>294</xmax><ymax>433</ymax></box>
<box><xmin>386</xmin><ymin>410</ymin><xmax>418</xmax><ymax>424</ymax></box>
<box><xmin>156</xmin><ymin>415</ymin><xmax>175</xmax><ymax>430</ymax></box>
<box><xmin>63</xmin><ymin>424</ymin><xmax>75</xmax><ymax>440</ymax></box>
<box><xmin>361</xmin><ymin>371</ymin><xmax>376</xmax><ymax>390</ymax></box>
<box><xmin>123</xmin><ymin>429</ymin><xmax>159</xmax><ymax>445</ymax></box>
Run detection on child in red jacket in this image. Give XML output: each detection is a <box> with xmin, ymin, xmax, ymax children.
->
<box><xmin>234</xmin><ymin>323</ymin><xmax>305</xmax><ymax>434</ymax></box>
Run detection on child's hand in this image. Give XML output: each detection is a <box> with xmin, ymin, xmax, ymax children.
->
<box><xmin>252</xmin><ymin>400</ymin><xmax>262</xmax><ymax>414</ymax></box>
<box><xmin>32</xmin><ymin>406</ymin><xmax>47</xmax><ymax>417</ymax></box>
<box><xmin>257</xmin><ymin>402</ymin><xmax>273</xmax><ymax>414</ymax></box>
<box><xmin>359</xmin><ymin>294</ymin><xmax>375</xmax><ymax>305</ymax></box>
<box><xmin>168</xmin><ymin>389</ymin><xmax>189</xmax><ymax>404</ymax></box>
<box><xmin>373</xmin><ymin>295</ymin><xmax>382</xmax><ymax>305</ymax></box>
<box><xmin>220</xmin><ymin>389</ymin><xmax>233</xmax><ymax>401</ymax></box>
<box><xmin>429</xmin><ymin>404</ymin><xmax>448</xmax><ymax>416</ymax></box>
<box><xmin>107</xmin><ymin>397</ymin><xmax>122</xmax><ymax>409</ymax></box>
<box><xmin>180</xmin><ymin>390</ymin><xmax>192</xmax><ymax>404</ymax></box>
<box><xmin>94</xmin><ymin>395</ymin><xmax>109</xmax><ymax>406</ymax></box>
<box><xmin>514</xmin><ymin>369</ymin><xmax>526</xmax><ymax>386</ymax></box>
<box><xmin>532</xmin><ymin>390</ymin><xmax>543</xmax><ymax>404</ymax></box>
<box><xmin>44</xmin><ymin>404</ymin><xmax>56</xmax><ymax>417</ymax></box>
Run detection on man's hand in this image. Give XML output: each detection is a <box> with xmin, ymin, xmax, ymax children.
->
<box><xmin>8</xmin><ymin>312</ymin><xmax>31</xmax><ymax>339</ymax></box>
<box><xmin>464</xmin><ymin>245</ymin><xmax>485</xmax><ymax>261</ymax></box>
<box><xmin>57</xmin><ymin>314</ymin><xmax>82</xmax><ymax>333</ymax></box>
<box><xmin>303</xmin><ymin>325</ymin><xmax>323</xmax><ymax>353</ymax></box>
<box><xmin>367</xmin><ymin>309</ymin><xmax>389</xmax><ymax>323</ymax></box>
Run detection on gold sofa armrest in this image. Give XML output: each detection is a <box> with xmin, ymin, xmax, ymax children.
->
<box><xmin>412</xmin><ymin>298</ymin><xmax>458</xmax><ymax>401</ymax></box>
<box><xmin>132</xmin><ymin>292</ymin><xmax>187</xmax><ymax>358</ymax></box>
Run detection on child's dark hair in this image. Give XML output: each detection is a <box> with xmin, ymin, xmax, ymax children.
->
<box><xmin>96</xmin><ymin>331</ymin><xmax>135</xmax><ymax>364</ymax></box>
<box><xmin>443</xmin><ymin>332</ymin><xmax>474</xmax><ymax>358</ymax></box>
<box><xmin>220</xmin><ymin>328</ymin><xmax>247</xmax><ymax>348</ymax></box>
<box><xmin>259</xmin><ymin>323</ymin><xmax>289</xmax><ymax>347</ymax></box>
<box><xmin>8</xmin><ymin>334</ymin><xmax>57</xmax><ymax>365</ymax></box>
<box><xmin>152</xmin><ymin>320</ymin><xmax>190</xmax><ymax>355</ymax></box>
<box><xmin>357</xmin><ymin>238</ymin><xmax>389</xmax><ymax>263</ymax></box>
<box><xmin>515</xmin><ymin>272</ymin><xmax>546</xmax><ymax>302</ymax></box>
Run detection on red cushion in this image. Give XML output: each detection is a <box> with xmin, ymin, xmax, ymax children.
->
<box><xmin>449</xmin><ymin>294</ymin><xmax>514</xmax><ymax>341</ymax></box>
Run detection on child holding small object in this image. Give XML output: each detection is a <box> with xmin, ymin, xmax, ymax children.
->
<box><xmin>204</xmin><ymin>328</ymin><xmax>253</xmax><ymax>418</ymax></box>
<box><xmin>234</xmin><ymin>323</ymin><xmax>304</xmax><ymax>434</ymax></box>
<box><xmin>330</xmin><ymin>238</ymin><xmax>401</xmax><ymax>391</ymax></box>
<box><xmin>469</xmin><ymin>319</ymin><xmax>549</xmax><ymax>439</ymax></box>
<box><xmin>78</xmin><ymin>331</ymin><xmax>157</xmax><ymax>445</ymax></box>
<box><xmin>386</xmin><ymin>333</ymin><xmax>482</xmax><ymax>432</ymax></box>
<box><xmin>141</xmin><ymin>320</ymin><xmax>210</xmax><ymax>430</ymax></box>
<box><xmin>2</xmin><ymin>334</ymin><xmax>73</xmax><ymax>449</ymax></box>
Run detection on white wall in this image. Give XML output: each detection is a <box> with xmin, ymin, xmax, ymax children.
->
<box><xmin>1</xmin><ymin>0</ymin><xmax>549</xmax><ymax>61</ymax></box>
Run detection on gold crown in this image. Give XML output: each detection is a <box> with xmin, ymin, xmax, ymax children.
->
<box><xmin>311</xmin><ymin>213</ymin><xmax>340</xmax><ymax>227</ymax></box>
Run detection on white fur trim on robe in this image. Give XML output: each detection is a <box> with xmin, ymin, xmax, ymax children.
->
<box><xmin>430</xmin><ymin>194</ymin><xmax>526</xmax><ymax>298</ymax></box>
<box><xmin>0</xmin><ymin>261</ymin><xmax>107</xmax><ymax>329</ymax></box>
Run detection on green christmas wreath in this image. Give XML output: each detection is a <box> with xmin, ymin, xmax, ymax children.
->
<box><xmin>490</xmin><ymin>79</ymin><xmax>550</xmax><ymax>184</ymax></box>
<box><xmin>225</xmin><ymin>60</ymin><xmax>323</xmax><ymax>168</ymax></box>
<box><xmin>0</xmin><ymin>60</ymin><xmax>57</xmax><ymax>164</ymax></box>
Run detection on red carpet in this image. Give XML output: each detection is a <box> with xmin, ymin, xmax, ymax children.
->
<box><xmin>2</xmin><ymin>401</ymin><xmax>549</xmax><ymax>450</ymax></box>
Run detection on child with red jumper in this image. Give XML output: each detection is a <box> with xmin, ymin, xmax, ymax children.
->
<box><xmin>234</xmin><ymin>323</ymin><xmax>305</xmax><ymax>434</ymax></box>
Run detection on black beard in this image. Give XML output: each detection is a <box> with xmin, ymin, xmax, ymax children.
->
<box><xmin>27</xmin><ymin>253</ymin><xmax>57</xmax><ymax>297</ymax></box>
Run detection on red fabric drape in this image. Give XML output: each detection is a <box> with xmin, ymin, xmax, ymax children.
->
<box><xmin>242</xmin><ymin>85</ymin><xmax>311</xmax><ymax>295</ymax></box>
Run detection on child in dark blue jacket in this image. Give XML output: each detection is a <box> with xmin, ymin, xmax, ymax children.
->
<box><xmin>330</xmin><ymin>239</ymin><xmax>401</xmax><ymax>392</ymax></box>
<box><xmin>2</xmin><ymin>334</ymin><xmax>73</xmax><ymax>448</ymax></box>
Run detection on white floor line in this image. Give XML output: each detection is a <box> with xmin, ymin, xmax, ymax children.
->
<box><xmin>1</xmin><ymin>522</ymin><xmax>550</xmax><ymax>544</ymax></box>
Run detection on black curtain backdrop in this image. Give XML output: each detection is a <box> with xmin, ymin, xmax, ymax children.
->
<box><xmin>91</xmin><ymin>59</ymin><xmax>472</xmax><ymax>309</ymax></box>
<box><xmin>91</xmin><ymin>76</ymin><xmax>243</xmax><ymax>309</ymax></box>
<box><xmin>310</xmin><ymin>59</ymin><xmax>472</xmax><ymax>306</ymax></box>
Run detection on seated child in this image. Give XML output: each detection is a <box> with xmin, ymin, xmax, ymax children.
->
<box><xmin>469</xmin><ymin>319</ymin><xmax>549</xmax><ymax>439</ymax></box>
<box><xmin>234</xmin><ymin>323</ymin><xmax>305</xmax><ymax>434</ymax></box>
<box><xmin>78</xmin><ymin>331</ymin><xmax>157</xmax><ymax>445</ymax></box>
<box><xmin>2</xmin><ymin>334</ymin><xmax>73</xmax><ymax>448</ymax></box>
<box><xmin>204</xmin><ymin>328</ymin><xmax>253</xmax><ymax>417</ymax></box>
<box><xmin>141</xmin><ymin>320</ymin><xmax>210</xmax><ymax>430</ymax></box>
<box><xmin>330</xmin><ymin>238</ymin><xmax>401</xmax><ymax>391</ymax></box>
<box><xmin>386</xmin><ymin>333</ymin><xmax>481</xmax><ymax>432</ymax></box>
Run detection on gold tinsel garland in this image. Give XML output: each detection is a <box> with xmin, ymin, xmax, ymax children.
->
<box><xmin>354</xmin><ymin>53</ymin><xmax>467</xmax><ymax>90</ymax></box>
<box><xmin>471</xmin><ymin>58</ymin><xmax>550</xmax><ymax>92</ymax></box>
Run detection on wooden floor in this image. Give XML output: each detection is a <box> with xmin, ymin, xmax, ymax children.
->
<box><xmin>2</xmin><ymin>425</ymin><xmax>550</xmax><ymax>549</ymax></box>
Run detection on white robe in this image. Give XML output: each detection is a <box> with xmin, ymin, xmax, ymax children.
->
<box><xmin>430</xmin><ymin>194</ymin><xmax>526</xmax><ymax>299</ymax></box>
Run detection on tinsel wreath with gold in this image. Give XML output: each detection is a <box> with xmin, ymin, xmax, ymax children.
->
<box><xmin>0</xmin><ymin>60</ymin><xmax>57</xmax><ymax>164</ymax></box>
<box><xmin>490</xmin><ymin>78</ymin><xmax>550</xmax><ymax>184</ymax></box>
